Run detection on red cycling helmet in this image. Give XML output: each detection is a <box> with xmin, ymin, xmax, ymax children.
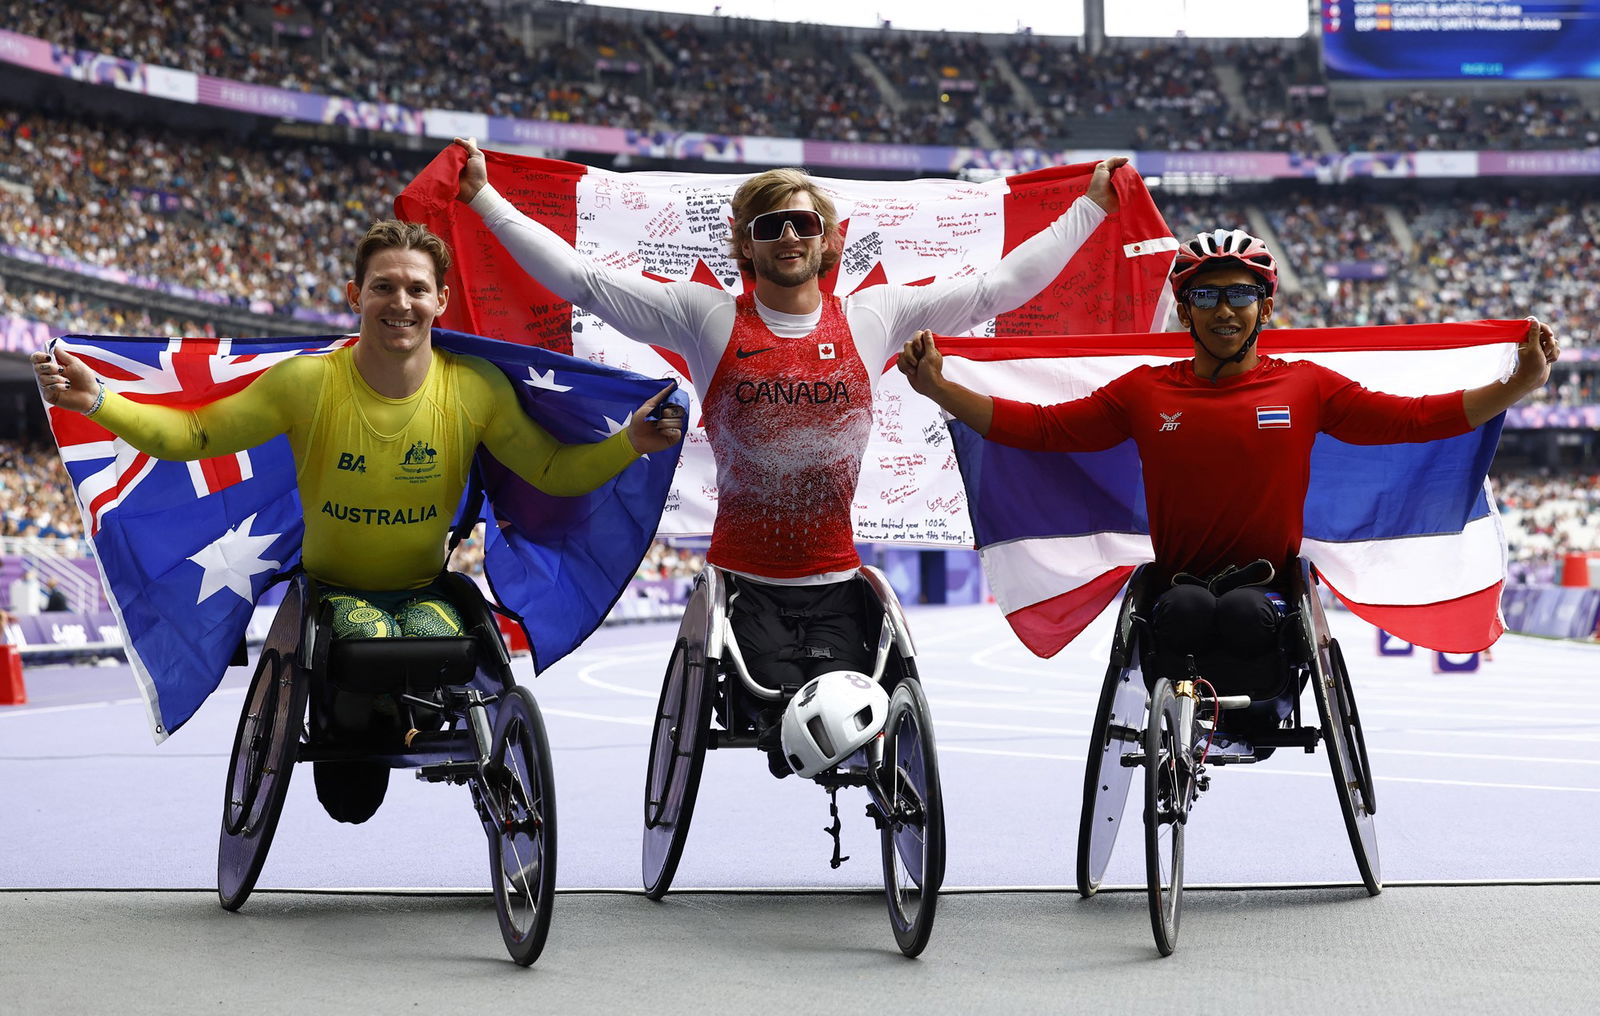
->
<box><xmin>1170</xmin><ymin>228</ymin><xmax>1278</xmax><ymax>298</ymax></box>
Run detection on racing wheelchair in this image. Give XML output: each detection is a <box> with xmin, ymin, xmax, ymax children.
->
<box><xmin>640</xmin><ymin>565</ymin><xmax>946</xmax><ymax>957</ymax></box>
<box><xmin>1075</xmin><ymin>558</ymin><xmax>1379</xmax><ymax>956</ymax></box>
<box><xmin>216</xmin><ymin>570</ymin><xmax>557</xmax><ymax>966</ymax></box>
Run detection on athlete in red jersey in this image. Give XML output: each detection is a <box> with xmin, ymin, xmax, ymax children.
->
<box><xmin>898</xmin><ymin>229</ymin><xmax>1559</xmax><ymax>734</ymax></box>
<box><xmin>455</xmin><ymin>139</ymin><xmax>1129</xmax><ymax>772</ymax></box>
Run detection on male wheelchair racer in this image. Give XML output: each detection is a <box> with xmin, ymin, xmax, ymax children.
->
<box><xmin>639</xmin><ymin>565</ymin><xmax>946</xmax><ymax>957</ymax></box>
<box><xmin>1075</xmin><ymin>558</ymin><xmax>1378</xmax><ymax>956</ymax></box>
<box><xmin>216</xmin><ymin>569</ymin><xmax>556</xmax><ymax>966</ymax></box>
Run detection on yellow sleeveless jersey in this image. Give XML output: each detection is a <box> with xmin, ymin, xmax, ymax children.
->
<box><xmin>94</xmin><ymin>344</ymin><xmax>637</xmax><ymax>591</ymax></box>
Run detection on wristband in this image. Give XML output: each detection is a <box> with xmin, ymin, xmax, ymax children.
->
<box><xmin>86</xmin><ymin>381</ymin><xmax>107</xmax><ymax>417</ymax></box>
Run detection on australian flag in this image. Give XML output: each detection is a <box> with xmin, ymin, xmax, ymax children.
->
<box><xmin>46</xmin><ymin>330</ymin><xmax>686</xmax><ymax>742</ymax></box>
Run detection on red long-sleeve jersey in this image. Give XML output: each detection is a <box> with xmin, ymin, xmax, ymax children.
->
<box><xmin>987</xmin><ymin>355</ymin><xmax>1472</xmax><ymax>582</ymax></box>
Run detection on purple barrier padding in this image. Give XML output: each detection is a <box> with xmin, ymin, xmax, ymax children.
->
<box><xmin>1323</xmin><ymin>260</ymin><xmax>1391</xmax><ymax>280</ymax></box>
<box><xmin>875</xmin><ymin>548</ymin><xmax>922</xmax><ymax>608</ymax></box>
<box><xmin>1507</xmin><ymin>586</ymin><xmax>1600</xmax><ymax>640</ymax></box>
<box><xmin>0</xmin><ymin>29</ymin><xmax>55</xmax><ymax>73</ymax></box>
<box><xmin>944</xmin><ymin>548</ymin><xmax>989</xmax><ymax>606</ymax></box>
<box><xmin>1479</xmin><ymin>151</ymin><xmax>1600</xmax><ymax>176</ymax></box>
<box><xmin>1499</xmin><ymin>587</ymin><xmax>1535</xmax><ymax>633</ymax></box>
<box><xmin>8</xmin><ymin>611</ymin><xmax>121</xmax><ymax>649</ymax></box>
<box><xmin>0</xmin><ymin>313</ymin><xmax>52</xmax><ymax>352</ymax></box>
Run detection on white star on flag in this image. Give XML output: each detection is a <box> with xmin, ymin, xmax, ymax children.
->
<box><xmin>595</xmin><ymin>413</ymin><xmax>653</xmax><ymax>460</ymax></box>
<box><xmin>523</xmin><ymin>367</ymin><xmax>574</xmax><ymax>392</ymax></box>
<box><xmin>188</xmin><ymin>512</ymin><xmax>283</xmax><ymax>604</ymax></box>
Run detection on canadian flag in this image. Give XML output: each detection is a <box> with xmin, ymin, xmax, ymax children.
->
<box><xmin>399</xmin><ymin>149</ymin><xmax>1177</xmax><ymax>543</ymax></box>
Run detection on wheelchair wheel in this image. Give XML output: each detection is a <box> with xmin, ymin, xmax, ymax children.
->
<box><xmin>481</xmin><ymin>685</ymin><xmax>557</xmax><ymax>966</ymax></box>
<box><xmin>1313</xmin><ymin>637</ymin><xmax>1382</xmax><ymax>896</ymax></box>
<box><xmin>1076</xmin><ymin>661</ymin><xmax>1148</xmax><ymax>897</ymax></box>
<box><xmin>1143</xmin><ymin>678</ymin><xmax>1186</xmax><ymax>957</ymax></box>
<box><xmin>641</xmin><ymin>629</ymin><xmax>714</xmax><ymax>899</ymax></box>
<box><xmin>218</xmin><ymin>646</ymin><xmax>308</xmax><ymax>911</ymax></box>
<box><xmin>879</xmin><ymin>678</ymin><xmax>946</xmax><ymax>958</ymax></box>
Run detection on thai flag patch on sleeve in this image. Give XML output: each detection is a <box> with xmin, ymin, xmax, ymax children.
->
<box><xmin>1256</xmin><ymin>406</ymin><xmax>1292</xmax><ymax>429</ymax></box>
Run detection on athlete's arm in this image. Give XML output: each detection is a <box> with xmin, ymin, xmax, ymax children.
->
<box><xmin>455</xmin><ymin>139</ymin><xmax>723</xmax><ymax>357</ymax></box>
<box><xmin>1462</xmin><ymin>317</ymin><xmax>1558</xmax><ymax>427</ymax></box>
<box><xmin>468</xmin><ymin>359</ymin><xmax>645</xmax><ymax>496</ymax></box>
<box><xmin>897</xmin><ymin>330</ymin><xmax>1128</xmax><ymax>451</ymax></box>
<box><xmin>33</xmin><ymin>347</ymin><xmax>311</xmax><ymax>459</ymax></box>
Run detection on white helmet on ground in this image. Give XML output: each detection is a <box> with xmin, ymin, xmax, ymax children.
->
<box><xmin>780</xmin><ymin>671</ymin><xmax>890</xmax><ymax>778</ymax></box>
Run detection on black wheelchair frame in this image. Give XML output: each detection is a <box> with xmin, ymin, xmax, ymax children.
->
<box><xmin>216</xmin><ymin>570</ymin><xmax>558</xmax><ymax>966</ymax></box>
<box><xmin>640</xmin><ymin>564</ymin><xmax>947</xmax><ymax>958</ymax></box>
<box><xmin>1075</xmin><ymin>559</ymin><xmax>1379</xmax><ymax>956</ymax></box>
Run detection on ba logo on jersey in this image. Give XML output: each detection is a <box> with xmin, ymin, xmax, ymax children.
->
<box><xmin>336</xmin><ymin>452</ymin><xmax>367</xmax><ymax>473</ymax></box>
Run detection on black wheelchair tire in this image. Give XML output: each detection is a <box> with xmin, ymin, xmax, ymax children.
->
<box><xmin>218</xmin><ymin>646</ymin><xmax>308</xmax><ymax>911</ymax></box>
<box><xmin>879</xmin><ymin>678</ymin><xmax>946</xmax><ymax>958</ymax></box>
<box><xmin>642</xmin><ymin>635</ymin><xmax>713</xmax><ymax>899</ymax></box>
<box><xmin>1143</xmin><ymin>678</ymin><xmax>1185</xmax><ymax>957</ymax></box>
<box><xmin>1313</xmin><ymin>637</ymin><xmax>1382</xmax><ymax>896</ymax></box>
<box><xmin>482</xmin><ymin>685</ymin><xmax>557</xmax><ymax>966</ymax></box>
<box><xmin>1076</xmin><ymin>660</ymin><xmax>1148</xmax><ymax>898</ymax></box>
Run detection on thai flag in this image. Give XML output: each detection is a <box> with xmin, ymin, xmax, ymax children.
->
<box><xmin>46</xmin><ymin>330</ymin><xmax>685</xmax><ymax>741</ymax></box>
<box><xmin>395</xmin><ymin>148</ymin><xmax>1177</xmax><ymax>545</ymax></box>
<box><xmin>1256</xmin><ymin>405</ymin><xmax>1292</xmax><ymax>429</ymax></box>
<box><xmin>936</xmin><ymin>320</ymin><xmax>1525</xmax><ymax>656</ymax></box>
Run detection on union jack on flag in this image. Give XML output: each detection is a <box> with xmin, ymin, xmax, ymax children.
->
<box><xmin>47</xmin><ymin>331</ymin><xmax>685</xmax><ymax>742</ymax></box>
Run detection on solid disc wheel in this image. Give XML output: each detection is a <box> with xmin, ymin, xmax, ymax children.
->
<box><xmin>484</xmin><ymin>686</ymin><xmax>557</xmax><ymax>966</ymax></box>
<box><xmin>1143</xmin><ymin>678</ymin><xmax>1185</xmax><ymax>957</ymax></box>
<box><xmin>1076</xmin><ymin>662</ymin><xmax>1148</xmax><ymax>898</ymax></box>
<box><xmin>879</xmin><ymin>679</ymin><xmax>946</xmax><ymax>958</ymax></box>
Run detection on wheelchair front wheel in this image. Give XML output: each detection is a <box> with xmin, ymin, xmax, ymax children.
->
<box><xmin>218</xmin><ymin>647</ymin><xmax>307</xmax><ymax>911</ymax></box>
<box><xmin>1076</xmin><ymin>662</ymin><xmax>1148</xmax><ymax>898</ymax></box>
<box><xmin>1143</xmin><ymin>678</ymin><xmax>1186</xmax><ymax>957</ymax></box>
<box><xmin>878</xmin><ymin>678</ymin><xmax>945</xmax><ymax>958</ymax></box>
<box><xmin>481</xmin><ymin>686</ymin><xmax>557</xmax><ymax>966</ymax></box>
<box><xmin>1314</xmin><ymin>638</ymin><xmax>1382</xmax><ymax>896</ymax></box>
<box><xmin>642</xmin><ymin>635</ymin><xmax>713</xmax><ymax>899</ymax></box>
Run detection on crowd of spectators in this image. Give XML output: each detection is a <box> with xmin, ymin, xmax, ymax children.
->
<box><xmin>11</xmin><ymin>0</ymin><xmax>1599</xmax><ymax>156</ymax></box>
<box><xmin>0</xmin><ymin>103</ymin><xmax>409</xmax><ymax>319</ymax></box>
<box><xmin>1332</xmin><ymin>91</ymin><xmax>1600</xmax><ymax>153</ymax></box>
<box><xmin>0</xmin><ymin>440</ymin><xmax>81</xmax><ymax>541</ymax></box>
<box><xmin>2</xmin><ymin>276</ymin><xmax>214</xmax><ymax>339</ymax></box>
<box><xmin>1495</xmin><ymin>470</ymin><xmax>1600</xmax><ymax>586</ymax></box>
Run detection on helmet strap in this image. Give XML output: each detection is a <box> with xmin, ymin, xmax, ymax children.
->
<box><xmin>1188</xmin><ymin>317</ymin><xmax>1265</xmax><ymax>384</ymax></box>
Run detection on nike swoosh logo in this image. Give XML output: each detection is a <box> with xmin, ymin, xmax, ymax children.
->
<box><xmin>735</xmin><ymin>346</ymin><xmax>775</xmax><ymax>359</ymax></box>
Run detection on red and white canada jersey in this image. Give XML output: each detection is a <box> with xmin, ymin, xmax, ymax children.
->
<box><xmin>701</xmin><ymin>294</ymin><xmax>871</xmax><ymax>578</ymax></box>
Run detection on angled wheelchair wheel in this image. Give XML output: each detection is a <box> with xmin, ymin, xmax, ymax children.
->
<box><xmin>481</xmin><ymin>685</ymin><xmax>557</xmax><ymax>966</ymax></box>
<box><xmin>1076</xmin><ymin>661</ymin><xmax>1149</xmax><ymax>898</ymax></box>
<box><xmin>1143</xmin><ymin>678</ymin><xmax>1186</xmax><ymax>957</ymax></box>
<box><xmin>218</xmin><ymin>645</ymin><xmax>308</xmax><ymax>911</ymax></box>
<box><xmin>642</xmin><ymin>586</ymin><xmax>716</xmax><ymax>899</ymax></box>
<box><xmin>1313</xmin><ymin>636</ymin><xmax>1382</xmax><ymax>896</ymax></box>
<box><xmin>879</xmin><ymin>678</ymin><xmax>946</xmax><ymax>958</ymax></box>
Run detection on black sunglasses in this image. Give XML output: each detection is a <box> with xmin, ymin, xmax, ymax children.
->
<box><xmin>1183</xmin><ymin>284</ymin><xmax>1265</xmax><ymax>310</ymax></box>
<box><xmin>748</xmin><ymin>208</ymin><xmax>825</xmax><ymax>243</ymax></box>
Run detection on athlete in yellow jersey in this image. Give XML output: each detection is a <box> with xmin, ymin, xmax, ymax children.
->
<box><xmin>33</xmin><ymin>219</ymin><xmax>685</xmax><ymax>820</ymax></box>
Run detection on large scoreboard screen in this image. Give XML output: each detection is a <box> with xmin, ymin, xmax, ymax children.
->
<box><xmin>1321</xmin><ymin>2</ymin><xmax>1600</xmax><ymax>79</ymax></box>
